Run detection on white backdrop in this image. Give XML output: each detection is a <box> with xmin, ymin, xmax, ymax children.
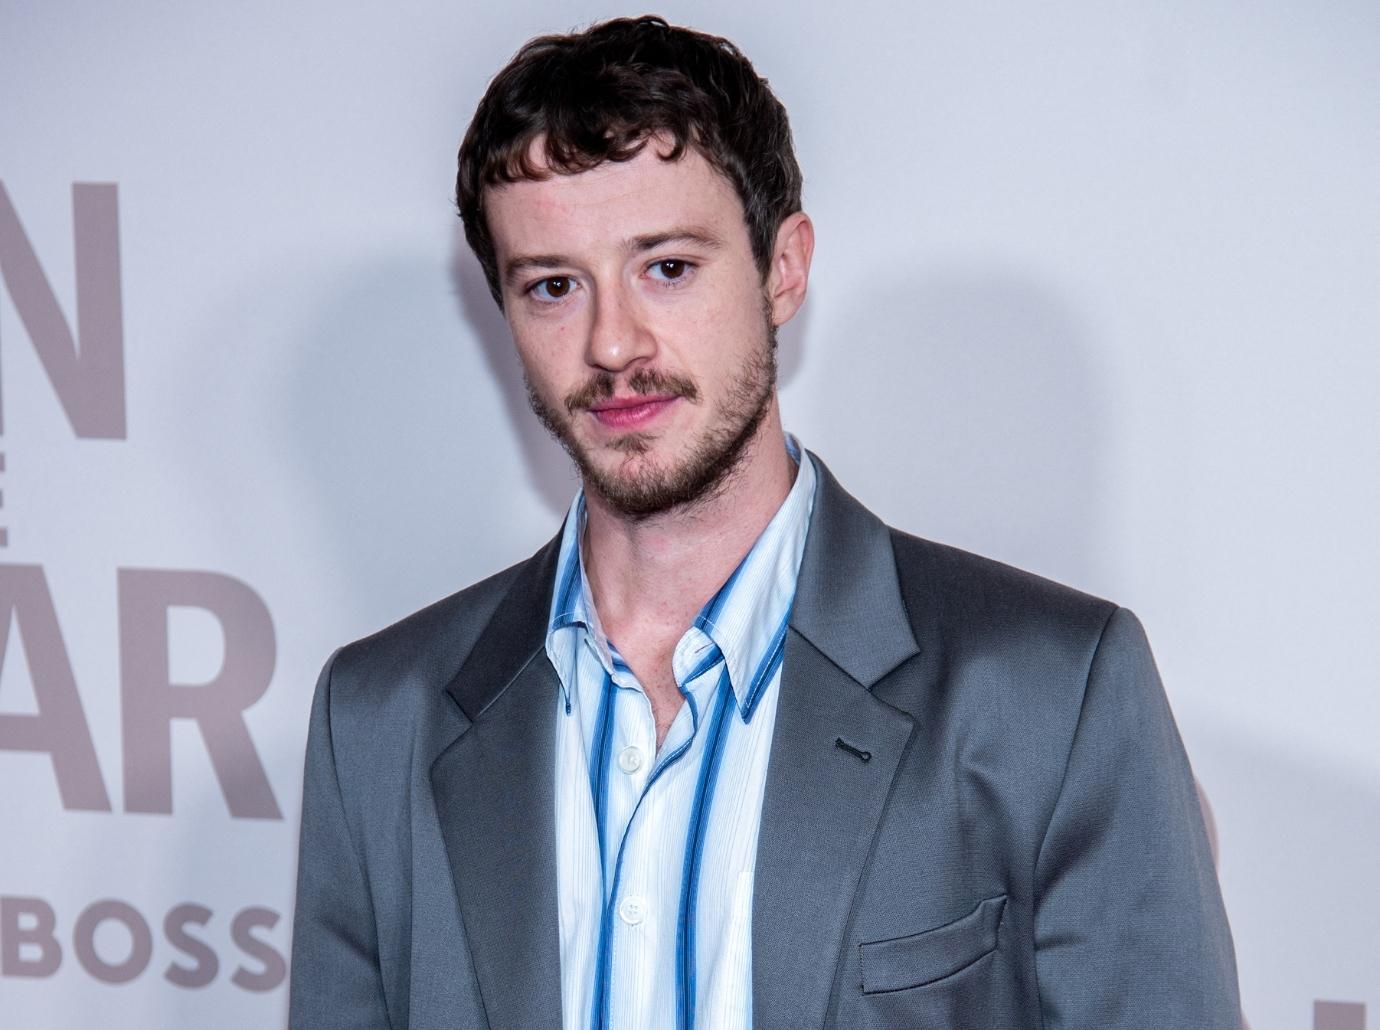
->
<box><xmin>1</xmin><ymin>2</ymin><xmax>1376</xmax><ymax>1027</ymax></box>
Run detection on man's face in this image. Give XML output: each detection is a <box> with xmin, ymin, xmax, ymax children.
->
<box><xmin>484</xmin><ymin>142</ymin><xmax>781</xmax><ymax>518</ymax></box>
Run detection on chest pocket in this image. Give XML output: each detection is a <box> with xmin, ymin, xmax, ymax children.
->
<box><xmin>859</xmin><ymin>895</ymin><xmax>1007</xmax><ymax>993</ymax></box>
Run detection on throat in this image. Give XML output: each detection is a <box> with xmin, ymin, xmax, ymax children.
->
<box><xmin>612</xmin><ymin>639</ymin><xmax>685</xmax><ymax>749</ymax></box>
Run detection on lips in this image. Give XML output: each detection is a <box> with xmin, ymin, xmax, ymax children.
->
<box><xmin>587</xmin><ymin>394</ymin><xmax>679</xmax><ymax>429</ymax></box>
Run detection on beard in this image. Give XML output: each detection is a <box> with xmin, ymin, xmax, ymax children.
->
<box><xmin>524</xmin><ymin>320</ymin><xmax>778</xmax><ymax>520</ymax></box>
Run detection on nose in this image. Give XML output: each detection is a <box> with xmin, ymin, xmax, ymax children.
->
<box><xmin>585</xmin><ymin>285</ymin><xmax>655</xmax><ymax>374</ymax></box>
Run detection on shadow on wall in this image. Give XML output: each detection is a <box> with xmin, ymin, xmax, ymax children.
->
<box><xmin>443</xmin><ymin>254</ymin><xmax>1105</xmax><ymax>593</ymax></box>
<box><xmin>813</xmin><ymin>270</ymin><xmax>1109</xmax><ymax>593</ymax></box>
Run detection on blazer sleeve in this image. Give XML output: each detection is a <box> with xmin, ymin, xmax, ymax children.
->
<box><xmin>1032</xmin><ymin>608</ymin><xmax>1241</xmax><ymax>1028</ymax></box>
<box><xmin>288</xmin><ymin>651</ymin><xmax>393</xmax><ymax>1029</ymax></box>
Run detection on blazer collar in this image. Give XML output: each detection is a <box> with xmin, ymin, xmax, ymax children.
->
<box><xmin>792</xmin><ymin>450</ymin><xmax>921</xmax><ymax>685</ymax></box>
<box><xmin>443</xmin><ymin>448</ymin><xmax>921</xmax><ymax>719</ymax></box>
<box><xmin>443</xmin><ymin>527</ymin><xmax>562</xmax><ymax>722</ymax></box>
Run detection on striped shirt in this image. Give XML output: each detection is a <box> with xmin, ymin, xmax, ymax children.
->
<box><xmin>548</xmin><ymin>440</ymin><xmax>818</xmax><ymax>1030</ymax></box>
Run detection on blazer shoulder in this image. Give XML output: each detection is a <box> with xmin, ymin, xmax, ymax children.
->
<box><xmin>887</xmin><ymin>527</ymin><xmax>1118</xmax><ymax>645</ymax></box>
<box><xmin>882</xmin><ymin>529</ymin><xmax>1147</xmax><ymax>788</ymax></box>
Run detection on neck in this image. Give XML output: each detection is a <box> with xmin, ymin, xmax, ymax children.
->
<box><xmin>580</xmin><ymin>401</ymin><xmax>795</xmax><ymax>639</ymax></box>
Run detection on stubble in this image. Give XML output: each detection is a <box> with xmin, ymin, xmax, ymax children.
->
<box><xmin>524</xmin><ymin>320</ymin><xmax>778</xmax><ymax>519</ymax></box>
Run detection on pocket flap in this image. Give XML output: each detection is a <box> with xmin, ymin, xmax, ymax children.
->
<box><xmin>859</xmin><ymin>895</ymin><xmax>1007</xmax><ymax>993</ymax></box>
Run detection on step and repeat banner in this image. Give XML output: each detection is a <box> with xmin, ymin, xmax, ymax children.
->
<box><xmin>2</xmin><ymin>2</ymin><xmax>1375</xmax><ymax>1027</ymax></box>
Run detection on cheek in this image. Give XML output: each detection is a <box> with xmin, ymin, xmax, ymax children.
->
<box><xmin>511</xmin><ymin>319</ymin><xmax>579</xmax><ymax>385</ymax></box>
<box><xmin>509</xmin><ymin>343</ymin><xmax>558</xmax><ymax>405</ymax></box>
<box><xmin>706</xmin><ymin>271</ymin><xmax>770</xmax><ymax>332</ymax></box>
<box><xmin>648</xmin><ymin>278</ymin><xmax>763</xmax><ymax>358</ymax></box>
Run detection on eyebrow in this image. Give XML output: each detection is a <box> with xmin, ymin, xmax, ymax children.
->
<box><xmin>628</xmin><ymin>227</ymin><xmax>725</xmax><ymax>253</ymax></box>
<box><xmin>502</xmin><ymin>253</ymin><xmax>570</xmax><ymax>286</ymax></box>
<box><xmin>501</xmin><ymin>226</ymin><xmax>725</xmax><ymax>287</ymax></box>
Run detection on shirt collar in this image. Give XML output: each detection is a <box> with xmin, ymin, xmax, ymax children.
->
<box><xmin>545</xmin><ymin>434</ymin><xmax>818</xmax><ymax>719</ymax></box>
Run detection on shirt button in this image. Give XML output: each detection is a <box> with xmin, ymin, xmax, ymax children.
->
<box><xmin>618</xmin><ymin>896</ymin><xmax>647</xmax><ymax>926</ymax></box>
<box><xmin>617</xmin><ymin>746</ymin><xmax>644</xmax><ymax>774</ymax></box>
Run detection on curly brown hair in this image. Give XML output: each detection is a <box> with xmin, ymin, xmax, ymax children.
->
<box><xmin>456</xmin><ymin>15</ymin><xmax>803</xmax><ymax>306</ymax></box>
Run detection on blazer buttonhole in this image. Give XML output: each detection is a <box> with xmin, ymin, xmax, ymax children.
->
<box><xmin>835</xmin><ymin>737</ymin><xmax>872</xmax><ymax>762</ymax></box>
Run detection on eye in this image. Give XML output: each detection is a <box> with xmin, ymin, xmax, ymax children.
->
<box><xmin>530</xmin><ymin>276</ymin><xmax>576</xmax><ymax>302</ymax></box>
<box><xmin>647</xmin><ymin>259</ymin><xmax>693</xmax><ymax>282</ymax></box>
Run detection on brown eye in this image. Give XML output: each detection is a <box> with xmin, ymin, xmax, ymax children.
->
<box><xmin>540</xmin><ymin>277</ymin><xmax>572</xmax><ymax>298</ymax></box>
<box><xmin>656</xmin><ymin>260</ymin><xmax>687</xmax><ymax>280</ymax></box>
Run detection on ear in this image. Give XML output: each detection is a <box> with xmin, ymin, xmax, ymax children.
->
<box><xmin>765</xmin><ymin>212</ymin><xmax>815</xmax><ymax>327</ymax></box>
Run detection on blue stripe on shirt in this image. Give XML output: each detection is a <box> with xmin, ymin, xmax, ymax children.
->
<box><xmin>549</xmin><ymin>439</ymin><xmax>818</xmax><ymax>1030</ymax></box>
<box><xmin>676</xmin><ymin>666</ymin><xmax>738</xmax><ymax>1029</ymax></box>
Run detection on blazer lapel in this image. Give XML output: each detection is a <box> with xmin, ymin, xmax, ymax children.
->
<box><xmin>753</xmin><ymin>456</ymin><xmax>922</xmax><ymax>1029</ymax></box>
<box><xmin>430</xmin><ymin>537</ymin><xmax>564</xmax><ymax>1030</ymax></box>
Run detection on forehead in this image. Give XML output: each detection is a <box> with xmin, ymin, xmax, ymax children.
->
<box><xmin>484</xmin><ymin>143</ymin><xmax>747</xmax><ymax>258</ymax></box>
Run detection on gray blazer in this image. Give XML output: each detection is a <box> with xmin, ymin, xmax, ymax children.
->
<box><xmin>289</xmin><ymin>457</ymin><xmax>1240</xmax><ymax>1029</ymax></box>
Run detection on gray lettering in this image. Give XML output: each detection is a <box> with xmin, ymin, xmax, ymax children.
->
<box><xmin>0</xmin><ymin>564</ymin><xmax>111</xmax><ymax>810</ymax></box>
<box><xmin>118</xmin><ymin>569</ymin><xmax>280</xmax><ymax>819</ymax></box>
<box><xmin>0</xmin><ymin>896</ymin><xmax>62</xmax><ymax>977</ymax></box>
<box><xmin>0</xmin><ymin>183</ymin><xmax>126</xmax><ymax>439</ymax></box>
<box><xmin>229</xmin><ymin>906</ymin><xmax>286</xmax><ymax>992</ymax></box>
<box><xmin>163</xmin><ymin>903</ymin><xmax>218</xmax><ymax>989</ymax></box>
<box><xmin>73</xmin><ymin>899</ymin><xmax>152</xmax><ymax>984</ymax></box>
<box><xmin>1316</xmin><ymin>1001</ymin><xmax>1367</xmax><ymax>1030</ymax></box>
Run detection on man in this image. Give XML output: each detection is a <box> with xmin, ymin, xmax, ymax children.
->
<box><xmin>290</xmin><ymin>16</ymin><xmax>1239</xmax><ymax>1030</ymax></box>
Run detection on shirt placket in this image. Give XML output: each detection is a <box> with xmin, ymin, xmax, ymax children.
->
<box><xmin>593</xmin><ymin>637</ymin><xmax>724</xmax><ymax>1029</ymax></box>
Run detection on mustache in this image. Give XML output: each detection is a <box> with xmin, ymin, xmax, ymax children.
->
<box><xmin>564</xmin><ymin>367</ymin><xmax>699</xmax><ymax>414</ymax></box>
